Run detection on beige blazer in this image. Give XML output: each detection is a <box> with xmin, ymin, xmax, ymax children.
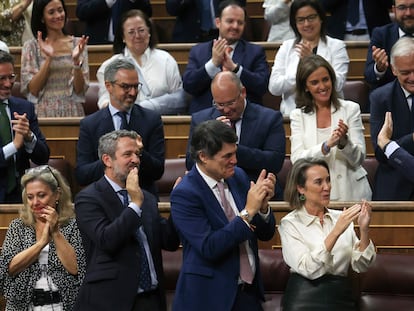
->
<box><xmin>290</xmin><ymin>99</ymin><xmax>372</xmax><ymax>201</ymax></box>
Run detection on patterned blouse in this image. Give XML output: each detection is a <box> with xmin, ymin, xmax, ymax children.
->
<box><xmin>0</xmin><ymin>218</ymin><xmax>86</xmax><ymax>311</ymax></box>
<box><xmin>20</xmin><ymin>37</ymin><xmax>89</xmax><ymax>117</ymax></box>
<box><xmin>0</xmin><ymin>0</ymin><xmax>26</xmax><ymax>46</ymax></box>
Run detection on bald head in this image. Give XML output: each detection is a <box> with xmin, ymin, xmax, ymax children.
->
<box><xmin>211</xmin><ymin>71</ymin><xmax>243</xmax><ymax>94</ymax></box>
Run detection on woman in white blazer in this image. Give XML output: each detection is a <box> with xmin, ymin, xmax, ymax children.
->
<box><xmin>268</xmin><ymin>0</ymin><xmax>349</xmax><ymax>115</ymax></box>
<box><xmin>290</xmin><ymin>54</ymin><xmax>371</xmax><ymax>201</ymax></box>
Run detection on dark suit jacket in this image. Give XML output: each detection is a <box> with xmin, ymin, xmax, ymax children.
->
<box><xmin>370</xmin><ymin>80</ymin><xmax>414</xmax><ymax>200</ymax></box>
<box><xmin>0</xmin><ymin>96</ymin><xmax>49</xmax><ymax>202</ymax></box>
<box><xmin>185</xmin><ymin>103</ymin><xmax>286</xmax><ymax>198</ymax></box>
<box><xmin>76</xmin><ymin>0</ymin><xmax>152</xmax><ymax>44</ymax></box>
<box><xmin>74</xmin><ymin>177</ymin><xmax>180</xmax><ymax>311</ymax></box>
<box><xmin>321</xmin><ymin>0</ymin><xmax>392</xmax><ymax>40</ymax></box>
<box><xmin>75</xmin><ymin>105</ymin><xmax>165</xmax><ymax>197</ymax></box>
<box><xmin>388</xmin><ymin>147</ymin><xmax>414</xmax><ymax>183</ymax></box>
<box><xmin>364</xmin><ymin>23</ymin><xmax>400</xmax><ymax>90</ymax></box>
<box><xmin>183</xmin><ymin>39</ymin><xmax>269</xmax><ymax>113</ymax></box>
<box><xmin>170</xmin><ymin>166</ymin><xmax>275</xmax><ymax>311</ymax></box>
<box><xmin>166</xmin><ymin>0</ymin><xmax>246</xmax><ymax>42</ymax></box>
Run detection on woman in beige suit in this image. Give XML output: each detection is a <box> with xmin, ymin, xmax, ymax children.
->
<box><xmin>290</xmin><ymin>54</ymin><xmax>371</xmax><ymax>201</ymax></box>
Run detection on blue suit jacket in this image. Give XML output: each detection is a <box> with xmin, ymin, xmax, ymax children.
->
<box><xmin>186</xmin><ymin>102</ymin><xmax>286</xmax><ymax>198</ymax></box>
<box><xmin>170</xmin><ymin>166</ymin><xmax>275</xmax><ymax>311</ymax></box>
<box><xmin>364</xmin><ymin>23</ymin><xmax>400</xmax><ymax>90</ymax></box>
<box><xmin>75</xmin><ymin>105</ymin><xmax>165</xmax><ymax>197</ymax></box>
<box><xmin>321</xmin><ymin>0</ymin><xmax>392</xmax><ymax>40</ymax></box>
<box><xmin>74</xmin><ymin>177</ymin><xmax>180</xmax><ymax>311</ymax></box>
<box><xmin>76</xmin><ymin>0</ymin><xmax>152</xmax><ymax>44</ymax></box>
<box><xmin>0</xmin><ymin>96</ymin><xmax>49</xmax><ymax>202</ymax></box>
<box><xmin>388</xmin><ymin>147</ymin><xmax>414</xmax><ymax>183</ymax></box>
<box><xmin>370</xmin><ymin>80</ymin><xmax>414</xmax><ymax>200</ymax></box>
<box><xmin>183</xmin><ymin>40</ymin><xmax>269</xmax><ymax>113</ymax></box>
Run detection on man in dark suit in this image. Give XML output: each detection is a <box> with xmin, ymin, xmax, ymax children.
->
<box><xmin>0</xmin><ymin>50</ymin><xmax>49</xmax><ymax>203</ymax></box>
<box><xmin>321</xmin><ymin>0</ymin><xmax>392</xmax><ymax>40</ymax></box>
<box><xmin>76</xmin><ymin>0</ymin><xmax>152</xmax><ymax>44</ymax></box>
<box><xmin>171</xmin><ymin>120</ymin><xmax>276</xmax><ymax>311</ymax></box>
<box><xmin>75</xmin><ymin>130</ymin><xmax>180</xmax><ymax>311</ymax></box>
<box><xmin>75</xmin><ymin>59</ymin><xmax>164</xmax><ymax>198</ymax></box>
<box><xmin>186</xmin><ymin>71</ymin><xmax>286</xmax><ymax>199</ymax></box>
<box><xmin>377</xmin><ymin>111</ymin><xmax>414</xmax><ymax>183</ymax></box>
<box><xmin>166</xmin><ymin>0</ymin><xmax>246</xmax><ymax>42</ymax></box>
<box><xmin>370</xmin><ymin>36</ymin><xmax>414</xmax><ymax>200</ymax></box>
<box><xmin>364</xmin><ymin>0</ymin><xmax>414</xmax><ymax>91</ymax></box>
<box><xmin>183</xmin><ymin>0</ymin><xmax>269</xmax><ymax>113</ymax></box>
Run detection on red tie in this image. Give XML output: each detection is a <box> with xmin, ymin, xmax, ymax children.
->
<box><xmin>216</xmin><ymin>181</ymin><xmax>254</xmax><ymax>284</ymax></box>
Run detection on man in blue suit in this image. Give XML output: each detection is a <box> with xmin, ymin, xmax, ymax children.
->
<box><xmin>76</xmin><ymin>59</ymin><xmax>164</xmax><ymax>198</ymax></box>
<box><xmin>370</xmin><ymin>36</ymin><xmax>414</xmax><ymax>200</ymax></box>
<box><xmin>0</xmin><ymin>50</ymin><xmax>49</xmax><ymax>203</ymax></box>
<box><xmin>166</xmin><ymin>0</ymin><xmax>246</xmax><ymax>42</ymax></box>
<box><xmin>171</xmin><ymin>119</ymin><xmax>276</xmax><ymax>311</ymax></box>
<box><xmin>186</xmin><ymin>71</ymin><xmax>286</xmax><ymax>199</ymax></box>
<box><xmin>76</xmin><ymin>0</ymin><xmax>152</xmax><ymax>44</ymax></box>
<box><xmin>183</xmin><ymin>0</ymin><xmax>269</xmax><ymax>113</ymax></box>
<box><xmin>364</xmin><ymin>0</ymin><xmax>414</xmax><ymax>91</ymax></box>
<box><xmin>75</xmin><ymin>130</ymin><xmax>179</xmax><ymax>311</ymax></box>
<box><xmin>377</xmin><ymin>111</ymin><xmax>414</xmax><ymax>183</ymax></box>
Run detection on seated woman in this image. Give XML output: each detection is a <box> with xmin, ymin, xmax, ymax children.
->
<box><xmin>96</xmin><ymin>9</ymin><xmax>187</xmax><ymax>115</ymax></box>
<box><xmin>0</xmin><ymin>165</ymin><xmax>86</xmax><ymax>310</ymax></box>
<box><xmin>290</xmin><ymin>54</ymin><xmax>371</xmax><ymax>201</ymax></box>
<box><xmin>268</xmin><ymin>0</ymin><xmax>349</xmax><ymax>115</ymax></box>
<box><xmin>20</xmin><ymin>0</ymin><xmax>89</xmax><ymax>117</ymax></box>
<box><xmin>279</xmin><ymin>158</ymin><xmax>376</xmax><ymax>311</ymax></box>
<box><xmin>0</xmin><ymin>0</ymin><xmax>33</xmax><ymax>46</ymax></box>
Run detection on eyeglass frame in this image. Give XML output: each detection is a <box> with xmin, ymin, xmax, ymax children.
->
<box><xmin>125</xmin><ymin>28</ymin><xmax>149</xmax><ymax>38</ymax></box>
<box><xmin>212</xmin><ymin>92</ymin><xmax>242</xmax><ymax>109</ymax></box>
<box><xmin>395</xmin><ymin>4</ymin><xmax>414</xmax><ymax>11</ymax></box>
<box><xmin>25</xmin><ymin>165</ymin><xmax>60</xmax><ymax>188</ymax></box>
<box><xmin>296</xmin><ymin>13</ymin><xmax>319</xmax><ymax>24</ymax></box>
<box><xmin>0</xmin><ymin>73</ymin><xmax>17</xmax><ymax>83</ymax></box>
<box><xmin>111</xmin><ymin>81</ymin><xmax>143</xmax><ymax>92</ymax></box>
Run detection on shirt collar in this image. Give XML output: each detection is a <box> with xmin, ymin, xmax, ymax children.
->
<box><xmin>296</xmin><ymin>205</ymin><xmax>333</xmax><ymax>226</ymax></box>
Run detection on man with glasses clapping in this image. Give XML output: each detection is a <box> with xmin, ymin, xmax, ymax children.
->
<box><xmin>0</xmin><ymin>50</ymin><xmax>49</xmax><ymax>203</ymax></box>
<box><xmin>185</xmin><ymin>71</ymin><xmax>286</xmax><ymax>200</ymax></box>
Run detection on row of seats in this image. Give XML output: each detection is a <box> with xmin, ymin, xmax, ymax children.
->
<box><xmin>162</xmin><ymin>248</ymin><xmax>414</xmax><ymax>311</ymax></box>
<box><xmin>30</xmin><ymin>151</ymin><xmax>378</xmax><ymax>202</ymax></box>
<box><xmin>12</xmin><ymin>79</ymin><xmax>371</xmax><ymax>116</ymax></box>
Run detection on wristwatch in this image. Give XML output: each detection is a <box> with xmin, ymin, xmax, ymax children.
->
<box><xmin>240</xmin><ymin>209</ymin><xmax>252</xmax><ymax>223</ymax></box>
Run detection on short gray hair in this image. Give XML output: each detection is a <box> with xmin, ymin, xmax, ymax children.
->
<box><xmin>390</xmin><ymin>36</ymin><xmax>414</xmax><ymax>66</ymax></box>
<box><xmin>98</xmin><ymin>130</ymin><xmax>140</xmax><ymax>162</ymax></box>
<box><xmin>104</xmin><ymin>59</ymin><xmax>136</xmax><ymax>82</ymax></box>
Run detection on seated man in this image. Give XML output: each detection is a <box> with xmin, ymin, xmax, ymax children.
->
<box><xmin>76</xmin><ymin>59</ymin><xmax>164</xmax><ymax>198</ymax></box>
<box><xmin>186</xmin><ymin>71</ymin><xmax>286</xmax><ymax>199</ymax></box>
<box><xmin>183</xmin><ymin>0</ymin><xmax>269</xmax><ymax>113</ymax></box>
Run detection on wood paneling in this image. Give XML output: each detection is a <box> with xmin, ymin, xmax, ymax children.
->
<box><xmin>2</xmin><ymin>201</ymin><xmax>414</xmax><ymax>253</ymax></box>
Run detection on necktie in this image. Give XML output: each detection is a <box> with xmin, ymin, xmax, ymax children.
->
<box><xmin>117</xmin><ymin>111</ymin><xmax>129</xmax><ymax>130</ymax></box>
<box><xmin>348</xmin><ymin>0</ymin><xmax>360</xmax><ymax>26</ymax></box>
<box><xmin>118</xmin><ymin>190</ymin><xmax>152</xmax><ymax>291</ymax></box>
<box><xmin>0</xmin><ymin>102</ymin><xmax>16</xmax><ymax>193</ymax></box>
<box><xmin>230</xmin><ymin>119</ymin><xmax>239</xmax><ymax>133</ymax></box>
<box><xmin>216</xmin><ymin>182</ymin><xmax>254</xmax><ymax>284</ymax></box>
<box><xmin>111</xmin><ymin>0</ymin><xmax>121</xmax><ymax>34</ymax></box>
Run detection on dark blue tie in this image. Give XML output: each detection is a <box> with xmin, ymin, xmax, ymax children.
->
<box><xmin>348</xmin><ymin>0</ymin><xmax>359</xmax><ymax>26</ymax></box>
<box><xmin>0</xmin><ymin>102</ymin><xmax>16</xmax><ymax>193</ymax></box>
<box><xmin>111</xmin><ymin>0</ymin><xmax>121</xmax><ymax>34</ymax></box>
<box><xmin>118</xmin><ymin>190</ymin><xmax>152</xmax><ymax>291</ymax></box>
<box><xmin>117</xmin><ymin>111</ymin><xmax>129</xmax><ymax>130</ymax></box>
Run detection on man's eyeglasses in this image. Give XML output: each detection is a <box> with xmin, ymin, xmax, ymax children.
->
<box><xmin>296</xmin><ymin>14</ymin><xmax>319</xmax><ymax>24</ymax></box>
<box><xmin>112</xmin><ymin>81</ymin><xmax>143</xmax><ymax>92</ymax></box>
<box><xmin>212</xmin><ymin>92</ymin><xmax>241</xmax><ymax>109</ymax></box>
<box><xmin>25</xmin><ymin>165</ymin><xmax>60</xmax><ymax>187</ymax></box>
<box><xmin>395</xmin><ymin>4</ymin><xmax>414</xmax><ymax>11</ymax></box>
<box><xmin>0</xmin><ymin>74</ymin><xmax>17</xmax><ymax>83</ymax></box>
